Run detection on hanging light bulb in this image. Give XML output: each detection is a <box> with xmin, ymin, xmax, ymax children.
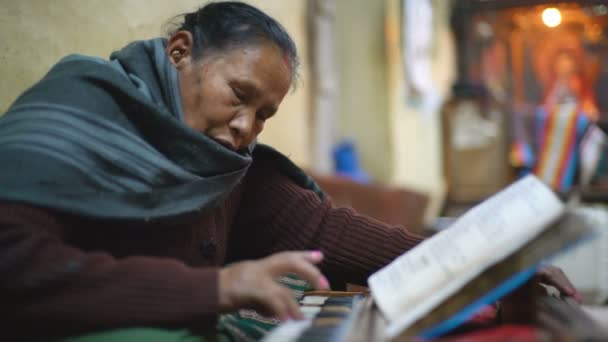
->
<box><xmin>542</xmin><ymin>8</ymin><xmax>562</xmax><ymax>27</ymax></box>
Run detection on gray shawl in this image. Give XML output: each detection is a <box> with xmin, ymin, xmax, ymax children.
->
<box><xmin>0</xmin><ymin>38</ymin><xmax>322</xmax><ymax>221</ymax></box>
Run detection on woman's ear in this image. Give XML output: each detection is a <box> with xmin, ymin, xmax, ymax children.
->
<box><xmin>166</xmin><ymin>30</ymin><xmax>195</xmax><ymax>69</ymax></box>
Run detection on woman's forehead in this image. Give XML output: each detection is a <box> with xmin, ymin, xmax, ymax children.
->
<box><xmin>202</xmin><ymin>42</ymin><xmax>291</xmax><ymax>81</ymax></box>
<box><xmin>213</xmin><ymin>44</ymin><xmax>290</xmax><ymax>84</ymax></box>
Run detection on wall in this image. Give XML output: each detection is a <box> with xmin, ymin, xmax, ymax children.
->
<box><xmin>385</xmin><ymin>0</ymin><xmax>456</xmax><ymax>221</ymax></box>
<box><xmin>334</xmin><ymin>0</ymin><xmax>455</xmax><ymax>222</ymax></box>
<box><xmin>335</xmin><ymin>0</ymin><xmax>392</xmax><ymax>181</ymax></box>
<box><xmin>0</xmin><ymin>0</ymin><xmax>311</xmax><ymax>167</ymax></box>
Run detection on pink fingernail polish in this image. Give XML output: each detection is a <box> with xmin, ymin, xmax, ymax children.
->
<box><xmin>310</xmin><ymin>250</ymin><xmax>323</xmax><ymax>260</ymax></box>
<box><xmin>319</xmin><ymin>276</ymin><xmax>329</xmax><ymax>289</ymax></box>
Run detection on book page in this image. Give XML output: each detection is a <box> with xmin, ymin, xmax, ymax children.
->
<box><xmin>368</xmin><ymin>175</ymin><xmax>564</xmax><ymax>339</ymax></box>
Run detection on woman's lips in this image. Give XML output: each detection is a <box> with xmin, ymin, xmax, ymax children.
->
<box><xmin>213</xmin><ymin>138</ymin><xmax>236</xmax><ymax>151</ymax></box>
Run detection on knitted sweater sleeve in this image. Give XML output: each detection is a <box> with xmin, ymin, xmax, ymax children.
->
<box><xmin>0</xmin><ymin>202</ymin><xmax>218</xmax><ymax>336</ymax></box>
<box><xmin>228</xmin><ymin>160</ymin><xmax>425</xmax><ymax>286</ymax></box>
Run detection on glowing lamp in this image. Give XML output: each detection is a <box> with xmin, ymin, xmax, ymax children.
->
<box><xmin>542</xmin><ymin>8</ymin><xmax>562</xmax><ymax>28</ymax></box>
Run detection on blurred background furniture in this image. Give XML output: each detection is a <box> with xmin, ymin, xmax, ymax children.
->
<box><xmin>312</xmin><ymin>173</ymin><xmax>429</xmax><ymax>236</ymax></box>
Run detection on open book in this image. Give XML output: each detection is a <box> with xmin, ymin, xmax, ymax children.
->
<box><xmin>368</xmin><ymin>175</ymin><xmax>595</xmax><ymax>340</ymax></box>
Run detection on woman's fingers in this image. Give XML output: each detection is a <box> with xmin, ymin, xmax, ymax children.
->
<box><xmin>537</xmin><ymin>265</ymin><xmax>581</xmax><ymax>303</ymax></box>
<box><xmin>255</xmin><ymin>285</ymin><xmax>302</xmax><ymax>320</ymax></box>
<box><xmin>276</xmin><ymin>284</ymin><xmax>304</xmax><ymax>320</ymax></box>
<box><xmin>538</xmin><ymin>265</ymin><xmax>574</xmax><ymax>294</ymax></box>
<box><xmin>218</xmin><ymin>250</ymin><xmax>330</xmax><ymax>320</ymax></box>
<box><xmin>264</xmin><ymin>251</ymin><xmax>329</xmax><ymax>290</ymax></box>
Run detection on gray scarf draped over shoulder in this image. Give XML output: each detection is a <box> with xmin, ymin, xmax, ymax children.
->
<box><xmin>0</xmin><ymin>38</ymin><xmax>323</xmax><ymax>221</ymax></box>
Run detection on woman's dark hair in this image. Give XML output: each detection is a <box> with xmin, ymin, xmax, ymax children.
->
<box><xmin>173</xmin><ymin>1</ymin><xmax>299</xmax><ymax>85</ymax></box>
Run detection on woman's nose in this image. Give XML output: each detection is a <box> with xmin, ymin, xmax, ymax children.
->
<box><xmin>229</xmin><ymin>110</ymin><xmax>255</xmax><ymax>142</ymax></box>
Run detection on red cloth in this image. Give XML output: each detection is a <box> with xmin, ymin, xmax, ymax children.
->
<box><xmin>467</xmin><ymin>304</ymin><xmax>498</xmax><ymax>325</ymax></box>
<box><xmin>0</xmin><ymin>156</ymin><xmax>424</xmax><ymax>337</ymax></box>
<box><xmin>432</xmin><ymin>325</ymin><xmax>540</xmax><ymax>342</ymax></box>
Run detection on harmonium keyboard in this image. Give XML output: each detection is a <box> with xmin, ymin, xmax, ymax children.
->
<box><xmin>263</xmin><ymin>291</ymin><xmax>608</xmax><ymax>342</ymax></box>
<box><xmin>262</xmin><ymin>291</ymin><xmax>372</xmax><ymax>342</ymax></box>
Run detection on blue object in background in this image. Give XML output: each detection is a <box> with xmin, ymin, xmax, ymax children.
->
<box><xmin>333</xmin><ymin>140</ymin><xmax>371</xmax><ymax>184</ymax></box>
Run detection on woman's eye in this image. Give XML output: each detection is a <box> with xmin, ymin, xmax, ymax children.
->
<box><xmin>232</xmin><ymin>87</ymin><xmax>245</xmax><ymax>102</ymax></box>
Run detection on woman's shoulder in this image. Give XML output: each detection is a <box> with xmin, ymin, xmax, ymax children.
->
<box><xmin>40</xmin><ymin>54</ymin><xmax>124</xmax><ymax>82</ymax></box>
<box><xmin>247</xmin><ymin>145</ymin><xmax>325</xmax><ymax>200</ymax></box>
<box><xmin>5</xmin><ymin>53</ymin><xmax>132</xmax><ymax>116</ymax></box>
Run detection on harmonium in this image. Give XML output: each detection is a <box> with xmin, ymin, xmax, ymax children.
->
<box><xmin>262</xmin><ymin>290</ymin><xmax>608</xmax><ymax>342</ymax></box>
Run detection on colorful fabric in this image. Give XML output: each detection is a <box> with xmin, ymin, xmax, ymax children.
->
<box><xmin>509</xmin><ymin>141</ymin><xmax>535</xmax><ymax>178</ymax></box>
<box><xmin>435</xmin><ymin>325</ymin><xmax>539</xmax><ymax>342</ymax></box>
<box><xmin>533</xmin><ymin>103</ymin><xmax>591</xmax><ymax>192</ymax></box>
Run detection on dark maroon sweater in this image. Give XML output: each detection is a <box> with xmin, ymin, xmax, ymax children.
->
<box><xmin>0</xmin><ymin>157</ymin><xmax>423</xmax><ymax>336</ymax></box>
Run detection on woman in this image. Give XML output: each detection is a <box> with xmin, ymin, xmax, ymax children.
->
<box><xmin>0</xmin><ymin>1</ymin><xmax>577</xmax><ymax>341</ymax></box>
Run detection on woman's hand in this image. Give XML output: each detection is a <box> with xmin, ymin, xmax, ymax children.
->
<box><xmin>537</xmin><ymin>265</ymin><xmax>582</xmax><ymax>303</ymax></box>
<box><xmin>218</xmin><ymin>250</ymin><xmax>329</xmax><ymax>321</ymax></box>
<box><xmin>500</xmin><ymin>265</ymin><xmax>581</xmax><ymax>324</ymax></box>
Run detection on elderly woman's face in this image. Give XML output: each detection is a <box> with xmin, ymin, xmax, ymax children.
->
<box><xmin>169</xmin><ymin>35</ymin><xmax>291</xmax><ymax>151</ymax></box>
